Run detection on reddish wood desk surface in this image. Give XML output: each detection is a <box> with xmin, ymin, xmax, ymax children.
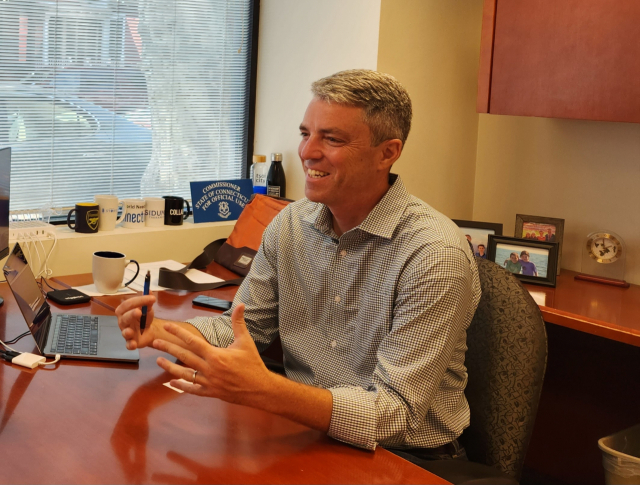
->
<box><xmin>53</xmin><ymin>265</ymin><xmax>640</xmax><ymax>348</ymax></box>
<box><xmin>0</xmin><ymin>276</ymin><xmax>446</xmax><ymax>484</ymax></box>
<box><xmin>23</xmin><ymin>264</ymin><xmax>640</xmax><ymax>483</ymax></box>
<box><xmin>521</xmin><ymin>270</ymin><xmax>640</xmax><ymax>484</ymax></box>
<box><xmin>45</xmin><ymin>263</ymin><xmax>640</xmax><ymax>484</ymax></box>
<box><xmin>523</xmin><ymin>269</ymin><xmax>640</xmax><ymax>347</ymax></box>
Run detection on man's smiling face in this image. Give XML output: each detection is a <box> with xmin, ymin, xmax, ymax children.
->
<box><xmin>298</xmin><ymin>98</ymin><xmax>384</xmax><ymax>212</ymax></box>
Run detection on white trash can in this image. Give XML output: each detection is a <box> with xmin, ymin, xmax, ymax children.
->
<box><xmin>599</xmin><ymin>424</ymin><xmax>640</xmax><ymax>485</ymax></box>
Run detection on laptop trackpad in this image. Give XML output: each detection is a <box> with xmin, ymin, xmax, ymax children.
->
<box><xmin>99</xmin><ymin>320</ymin><xmax>139</xmax><ymax>361</ymax></box>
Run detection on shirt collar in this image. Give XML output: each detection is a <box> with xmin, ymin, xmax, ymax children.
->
<box><xmin>303</xmin><ymin>174</ymin><xmax>411</xmax><ymax>240</ymax></box>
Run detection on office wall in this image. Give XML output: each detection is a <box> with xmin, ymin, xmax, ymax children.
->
<box><xmin>377</xmin><ymin>0</ymin><xmax>484</xmax><ymax>219</ymax></box>
<box><xmin>253</xmin><ymin>0</ymin><xmax>382</xmax><ymax>201</ymax></box>
<box><xmin>375</xmin><ymin>0</ymin><xmax>640</xmax><ymax>285</ymax></box>
<box><xmin>474</xmin><ymin>115</ymin><xmax>640</xmax><ymax>284</ymax></box>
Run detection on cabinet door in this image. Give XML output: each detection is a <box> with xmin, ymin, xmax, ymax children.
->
<box><xmin>477</xmin><ymin>0</ymin><xmax>640</xmax><ymax>123</ymax></box>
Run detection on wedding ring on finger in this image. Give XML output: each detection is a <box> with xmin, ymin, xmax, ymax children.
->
<box><xmin>192</xmin><ymin>369</ymin><xmax>198</xmax><ymax>384</ymax></box>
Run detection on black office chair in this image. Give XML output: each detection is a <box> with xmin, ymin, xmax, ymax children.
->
<box><xmin>422</xmin><ymin>257</ymin><xmax>548</xmax><ymax>484</ymax></box>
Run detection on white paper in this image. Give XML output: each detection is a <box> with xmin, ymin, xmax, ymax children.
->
<box><xmin>529</xmin><ymin>290</ymin><xmax>547</xmax><ymax>307</ymax></box>
<box><xmin>124</xmin><ymin>260</ymin><xmax>223</xmax><ymax>292</ymax></box>
<box><xmin>163</xmin><ymin>379</ymin><xmax>189</xmax><ymax>393</ymax></box>
<box><xmin>73</xmin><ymin>283</ymin><xmax>137</xmax><ymax>297</ymax></box>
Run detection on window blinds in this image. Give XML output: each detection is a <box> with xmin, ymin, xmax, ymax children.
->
<box><xmin>0</xmin><ymin>0</ymin><xmax>254</xmax><ymax>212</ymax></box>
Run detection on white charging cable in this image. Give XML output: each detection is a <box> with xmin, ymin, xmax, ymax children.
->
<box><xmin>33</xmin><ymin>233</ymin><xmax>46</xmax><ymax>275</ymax></box>
<box><xmin>38</xmin><ymin>354</ymin><xmax>61</xmax><ymax>367</ymax></box>
<box><xmin>42</xmin><ymin>232</ymin><xmax>58</xmax><ymax>278</ymax></box>
<box><xmin>21</xmin><ymin>235</ymin><xmax>34</xmax><ymax>269</ymax></box>
<box><xmin>1</xmin><ymin>339</ymin><xmax>61</xmax><ymax>369</ymax></box>
<box><xmin>27</xmin><ymin>234</ymin><xmax>43</xmax><ymax>277</ymax></box>
<box><xmin>21</xmin><ymin>230</ymin><xmax>57</xmax><ymax>280</ymax></box>
<box><xmin>32</xmin><ymin>231</ymin><xmax>57</xmax><ymax>279</ymax></box>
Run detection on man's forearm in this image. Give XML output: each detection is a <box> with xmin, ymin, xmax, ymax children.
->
<box><xmin>246</xmin><ymin>372</ymin><xmax>333</xmax><ymax>433</ymax></box>
<box><xmin>153</xmin><ymin>318</ymin><xmax>206</xmax><ymax>348</ymax></box>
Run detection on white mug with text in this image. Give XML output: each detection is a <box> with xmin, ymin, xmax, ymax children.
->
<box><xmin>95</xmin><ymin>194</ymin><xmax>126</xmax><ymax>231</ymax></box>
<box><xmin>144</xmin><ymin>197</ymin><xmax>165</xmax><ymax>227</ymax></box>
<box><xmin>122</xmin><ymin>199</ymin><xmax>146</xmax><ymax>229</ymax></box>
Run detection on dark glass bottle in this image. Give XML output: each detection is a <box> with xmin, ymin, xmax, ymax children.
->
<box><xmin>266</xmin><ymin>153</ymin><xmax>286</xmax><ymax>198</ymax></box>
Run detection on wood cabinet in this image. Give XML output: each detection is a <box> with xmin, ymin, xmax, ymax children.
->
<box><xmin>477</xmin><ymin>0</ymin><xmax>640</xmax><ymax>123</ymax></box>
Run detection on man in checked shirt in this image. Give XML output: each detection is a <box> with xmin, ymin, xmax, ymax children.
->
<box><xmin>117</xmin><ymin>69</ymin><xmax>481</xmax><ymax>462</ymax></box>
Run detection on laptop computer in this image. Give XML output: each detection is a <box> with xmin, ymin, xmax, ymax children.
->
<box><xmin>3</xmin><ymin>242</ymin><xmax>139</xmax><ymax>362</ymax></box>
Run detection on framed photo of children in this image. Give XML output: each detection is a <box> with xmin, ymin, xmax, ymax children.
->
<box><xmin>514</xmin><ymin>214</ymin><xmax>564</xmax><ymax>275</ymax></box>
<box><xmin>452</xmin><ymin>220</ymin><xmax>503</xmax><ymax>261</ymax></box>
<box><xmin>487</xmin><ymin>235</ymin><xmax>559</xmax><ymax>287</ymax></box>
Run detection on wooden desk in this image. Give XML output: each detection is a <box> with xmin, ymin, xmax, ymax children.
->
<box><xmin>0</xmin><ymin>278</ymin><xmax>446</xmax><ymax>484</ymax></box>
<box><xmin>51</xmin><ymin>262</ymin><xmax>241</xmax><ymax>315</ymax></box>
<box><xmin>50</xmin><ymin>264</ymin><xmax>640</xmax><ymax>484</ymax></box>
<box><xmin>55</xmin><ymin>266</ymin><xmax>640</xmax><ymax>345</ymax></box>
<box><xmin>524</xmin><ymin>269</ymin><xmax>640</xmax><ymax>347</ymax></box>
<box><xmin>520</xmin><ymin>271</ymin><xmax>640</xmax><ymax>485</ymax></box>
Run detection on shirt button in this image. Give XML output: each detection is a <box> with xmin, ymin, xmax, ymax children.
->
<box><xmin>340</xmin><ymin>250</ymin><xmax>347</xmax><ymax>257</ymax></box>
<box><xmin>330</xmin><ymin>340</ymin><xmax>337</xmax><ymax>348</ymax></box>
<box><xmin>334</xmin><ymin>295</ymin><xmax>341</xmax><ymax>303</ymax></box>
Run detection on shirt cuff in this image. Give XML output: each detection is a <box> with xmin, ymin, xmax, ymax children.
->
<box><xmin>185</xmin><ymin>316</ymin><xmax>220</xmax><ymax>346</ymax></box>
<box><xmin>328</xmin><ymin>386</ymin><xmax>377</xmax><ymax>450</ymax></box>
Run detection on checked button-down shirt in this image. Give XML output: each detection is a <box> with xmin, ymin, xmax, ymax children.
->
<box><xmin>187</xmin><ymin>174</ymin><xmax>481</xmax><ymax>451</ymax></box>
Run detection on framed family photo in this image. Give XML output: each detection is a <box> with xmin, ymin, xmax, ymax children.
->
<box><xmin>452</xmin><ymin>220</ymin><xmax>503</xmax><ymax>261</ymax></box>
<box><xmin>514</xmin><ymin>214</ymin><xmax>564</xmax><ymax>275</ymax></box>
<box><xmin>487</xmin><ymin>235</ymin><xmax>559</xmax><ymax>287</ymax></box>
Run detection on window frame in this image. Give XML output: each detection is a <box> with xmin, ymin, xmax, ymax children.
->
<box><xmin>2</xmin><ymin>0</ymin><xmax>261</xmax><ymax>221</ymax></box>
<box><xmin>244</xmin><ymin>0</ymin><xmax>261</xmax><ymax>180</ymax></box>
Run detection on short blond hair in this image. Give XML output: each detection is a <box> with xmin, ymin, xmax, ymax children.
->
<box><xmin>311</xmin><ymin>69</ymin><xmax>412</xmax><ymax>146</ymax></box>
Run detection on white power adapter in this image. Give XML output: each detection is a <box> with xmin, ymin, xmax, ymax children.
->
<box><xmin>12</xmin><ymin>352</ymin><xmax>46</xmax><ymax>369</ymax></box>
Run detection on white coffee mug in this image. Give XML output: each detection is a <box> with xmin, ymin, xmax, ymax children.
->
<box><xmin>92</xmin><ymin>251</ymin><xmax>140</xmax><ymax>294</ymax></box>
<box><xmin>144</xmin><ymin>197</ymin><xmax>165</xmax><ymax>227</ymax></box>
<box><xmin>95</xmin><ymin>194</ymin><xmax>126</xmax><ymax>231</ymax></box>
<box><xmin>122</xmin><ymin>199</ymin><xmax>146</xmax><ymax>229</ymax></box>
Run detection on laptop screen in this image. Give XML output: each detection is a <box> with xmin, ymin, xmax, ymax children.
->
<box><xmin>3</xmin><ymin>242</ymin><xmax>52</xmax><ymax>351</ymax></box>
<box><xmin>0</xmin><ymin>147</ymin><xmax>10</xmax><ymax>261</ymax></box>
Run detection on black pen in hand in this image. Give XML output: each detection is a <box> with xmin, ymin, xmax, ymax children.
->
<box><xmin>140</xmin><ymin>270</ymin><xmax>151</xmax><ymax>335</ymax></box>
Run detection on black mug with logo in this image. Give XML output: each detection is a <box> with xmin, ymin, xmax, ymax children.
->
<box><xmin>67</xmin><ymin>203</ymin><xmax>100</xmax><ymax>234</ymax></box>
<box><xmin>163</xmin><ymin>196</ymin><xmax>191</xmax><ymax>225</ymax></box>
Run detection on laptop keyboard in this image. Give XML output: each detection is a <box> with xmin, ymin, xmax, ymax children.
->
<box><xmin>50</xmin><ymin>315</ymin><xmax>99</xmax><ymax>355</ymax></box>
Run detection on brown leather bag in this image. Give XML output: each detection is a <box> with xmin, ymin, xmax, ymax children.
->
<box><xmin>158</xmin><ymin>194</ymin><xmax>291</xmax><ymax>291</ymax></box>
<box><xmin>215</xmin><ymin>194</ymin><xmax>291</xmax><ymax>276</ymax></box>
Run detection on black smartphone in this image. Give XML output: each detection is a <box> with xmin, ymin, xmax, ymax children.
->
<box><xmin>192</xmin><ymin>295</ymin><xmax>232</xmax><ymax>311</ymax></box>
